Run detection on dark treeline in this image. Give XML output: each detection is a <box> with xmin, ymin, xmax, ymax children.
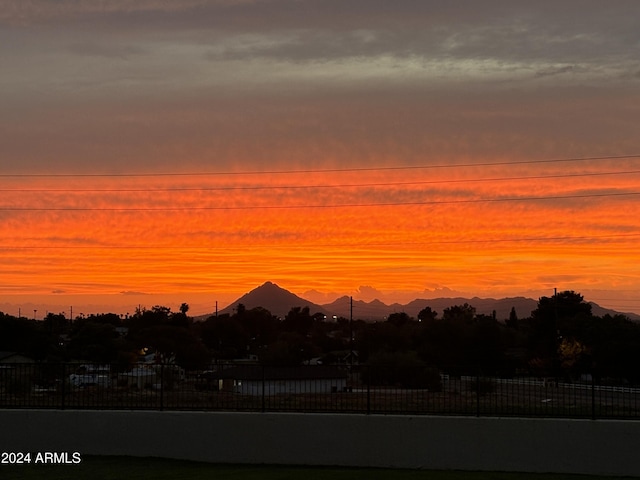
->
<box><xmin>2</xmin><ymin>291</ymin><xmax>640</xmax><ymax>383</ymax></box>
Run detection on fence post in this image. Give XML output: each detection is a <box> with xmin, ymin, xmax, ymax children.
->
<box><xmin>261</xmin><ymin>365</ymin><xmax>266</xmax><ymax>413</ymax></box>
<box><xmin>60</xmin><ymin>363</ymin><xmax>66</xmax><ymax>410</ymax></box>
<box><xmin>476</xmin><ymin>369</ymin><xmax>481</xmax><ymax>417</ymax></box>
<box><xmin>366</xmin><ymin>365</ymin><xmax>371</xmax><ymax>415</ymax></box>
<box><xmin>160</xmin><ymin>363</ymin><xmax>164</xmax><ymax>411</ymax></box>
<box><xmin>591</xmin><ymin>370</ymin><xmax>596</xmax><ymax>420</ymax></box>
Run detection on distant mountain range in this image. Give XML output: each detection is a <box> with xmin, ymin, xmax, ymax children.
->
<box><xmin>324</xmin><ymin>295</ymin><xmax>539</xmax><ymax>321</ymax></box>
<box><xmin>216</xmin><ymin>281</ymin><xmax>640</xmax><ymax>322</ymax></box>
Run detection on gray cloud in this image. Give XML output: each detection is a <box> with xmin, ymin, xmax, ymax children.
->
<box><xmin>198</xmin><ymin>12</ymin><xmax>640</xmax><ymax>66</ymax></box>
<box><xmin>2</xmin><ymin>0</ymin><xmax>640</xmax><ymax>174</ymax></box>
<box><xmin>4</xmin><ymin>1</ymin><xmax>639</xmax><ymax>91</ymax></box>
<box><xmin>3</xmin><ymin>80</ymin><xmax>640</xmax><ymax>174</ymax></box>
<box><xmin>535</xmin><ymin>65</ymin><xmax>577</xmax><ymax>78</ymax></box>
<box><xmin>66</xmin><ymin>42</ymin><xmax>145</xmax><ymax>60</ymax></box>
<box><xmin>2</xmin><ymin>1</ymin><xmax>634</xmax><ymax>30</ymax></box>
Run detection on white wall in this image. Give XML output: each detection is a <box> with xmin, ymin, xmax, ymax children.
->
<box><xmin>2</xmin><ymin>410</ymin><xmax>639</xmax><ymax>476</ymax></box>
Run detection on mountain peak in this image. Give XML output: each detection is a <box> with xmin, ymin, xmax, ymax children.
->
<box><xmin>220</xmin><ymin>282</ymin><xmax>330</xmax><ymax>318</ymax></box>
<box><xmin>252</xmin><ymin>281</ymin><xmax>280</xmax><ymax>291</ymax></box>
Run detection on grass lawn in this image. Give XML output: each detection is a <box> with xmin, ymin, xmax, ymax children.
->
<box><xmin>1</xmin><ymin>456</ymin><xmax>634</xmax><ymax>480</ymax></box>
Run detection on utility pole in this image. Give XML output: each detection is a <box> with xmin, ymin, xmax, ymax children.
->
<box><xmin>554</xmin><ymin>287</ymin><xmax>559</xmax><ymax>378</ymax></box>
<box><xmin>350</xmin><ymin>296</ymin><xmax>354</xmax><ymax>368</ymax></box>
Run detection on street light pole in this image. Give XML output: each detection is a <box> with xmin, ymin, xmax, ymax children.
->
<box><xmin>350</xmin><ymin>296</ymin><xmax>353</xmax><ymax>368</ymax></box>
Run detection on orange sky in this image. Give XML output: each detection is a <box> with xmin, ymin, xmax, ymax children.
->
<box><xmin>2</xmin><ymin>160</ymin><xmax>640</xmax><ymax>315</ymax></box>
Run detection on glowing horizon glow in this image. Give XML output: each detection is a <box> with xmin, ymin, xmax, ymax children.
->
<box><xmin>1</xmin><ymin>160</ymin><xmax>640</xmax><ymax>315</ymax></box>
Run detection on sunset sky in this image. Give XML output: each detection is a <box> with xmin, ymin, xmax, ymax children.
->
<box><xmin>1</xmin><ymin>0</ymin><xmax>640</xmax><ymax>317</ymax></box>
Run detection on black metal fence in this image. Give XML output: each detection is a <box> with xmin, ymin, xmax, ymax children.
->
<box><xmin>1</xmin><ymin>363</ymin><xmax>639</xmax><ymax>419</ymax></box>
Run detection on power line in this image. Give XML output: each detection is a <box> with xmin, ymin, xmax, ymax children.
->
<box><xmin>2</xmin><ymin>169</ymin><xmax>640</xmax><ymax>193</ymax></box>
<box><xmin>1</xmin><ymin>154</ymin><xmax>639</xmax><ymax>178</ymax></box>
<box><xmin>2</xmin><ymin>191</ymin><xmax>639</xmax><ymax>211</ymax></box>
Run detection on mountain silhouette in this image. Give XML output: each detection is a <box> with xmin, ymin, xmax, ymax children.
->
<box><xmin>217</xmin><ymin>282</ymin><xmax>640</xmax><ymax>322</ymax></box>
<box><xmin>218</xmin><ymin>281</ymin><xmax>332</xmax><ymax>318</ymax></box>
<box><xmin>322</xmin><ymin>296</ymin><xmax>539</xmax><ymax>321</ymax></box>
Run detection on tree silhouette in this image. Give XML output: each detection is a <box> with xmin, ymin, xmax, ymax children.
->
<box><xmin>417</xmin><ymin>306</ymin><xmax>437</xmax><ymax>323</ymax></box>
<box><xmin>529</xmin><ymin>291</ymin><xmax>593</xmax><ymax>374</ymax></box>
<box><xmin>386</xmin><ymin>311</ymin><xmax>412</xmax><ymax>327</ymax></box>
<box><xmin>442</xmin><ymin>303</ymin><xmax>476</xmax><ymax>323</ymax></box>
<box><xmin>506</xmin><ymin>307</ymin><xmax>518</xmax><ymax>328</ymax></box>
<box><xmin>281</xmin><ymin>306</ymin><xmax>317</xmax><ymax>336</ymax></box>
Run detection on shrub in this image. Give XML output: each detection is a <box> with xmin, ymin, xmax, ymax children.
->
<box><xmin>467</xmin><ymin>377</ymin><xmax>495</xmax><ymax>395</ymax></box>
<box><xmin>365</xmin><ymin>351</ymin><xmax>442</xmax><ymax>391</ymax></box>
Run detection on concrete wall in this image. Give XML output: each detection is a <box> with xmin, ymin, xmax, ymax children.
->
<box><xmin>2</xmin><ymin>410</ymin><xmax>639</xmax><ymax>476</ymax></box>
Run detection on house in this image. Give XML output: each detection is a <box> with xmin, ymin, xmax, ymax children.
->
<box><xmin>316</xmin><ymin>350</ymin><xmax>359</xmax><ymax>365</ymax></box>
<box><xmin>209</xmin><ymin>365</ymin><xmax>348</xmax><ymax>395</ymax></box>
<box><xmin>69</xmin><ymin>364</ymin><xmax>112</xmax><ymax>388</ymax></box>
<box><xmin>0</xmin><ymin>351</ymin><xmax>34</xmax><ymax>364</ymax></box>
<box><xmin>118</xmin><ymin>366</ymin><xmax>158</xmax><ymax>389</ymax></box>
<box><xmin>118</xmin><ymin>364</ymin><xmax>185</xmax><ymax>389</ymax></box>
